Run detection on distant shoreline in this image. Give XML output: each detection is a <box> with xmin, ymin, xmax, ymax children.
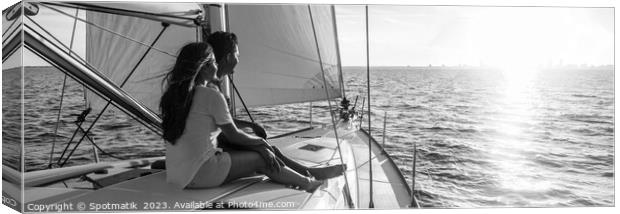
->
<box><xmin>344</xmin><ymin>64</ymin><xmax>614</xmax><ymax>70</ymax></box>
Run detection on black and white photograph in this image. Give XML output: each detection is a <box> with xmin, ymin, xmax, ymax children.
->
<box><xmin>1</xmin><ymin>0</ymin><xmax>615</xmax><ymax>212</ymax></box>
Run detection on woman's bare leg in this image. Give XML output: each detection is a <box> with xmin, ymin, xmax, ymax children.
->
<box><xmin>270</xmin><ymin>146</ymin><xmax>347</xmax><ymax>180</ymax></box>
<box><xmin>224</xmin><ymin>150</ymin><xmax>324</xmax><ymax>192</ymax></box>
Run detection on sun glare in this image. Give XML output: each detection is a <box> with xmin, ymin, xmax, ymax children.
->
<box><xmin>478</xmin><ymin>9</ymin><xmax>547</xmax><ymax>193</ymax></box>
<box><xmin>470</xmin><ymin>8</ymin><xmax>560</xmax><ymax>74</ymax></box>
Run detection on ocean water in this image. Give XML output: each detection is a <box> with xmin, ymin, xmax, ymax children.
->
<box><xmin>2</xmin><ymin>66</ymin><xmax>614</xmax><ymax>207</ymax></box>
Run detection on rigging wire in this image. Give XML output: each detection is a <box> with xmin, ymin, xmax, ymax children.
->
<box><xmin>57</xmin><ymin>108</ymin><xmax>127</xmax><ymax>162</ymax></box>
<box><xmin>38</xmin><ymin>3</ymin><xmax>177</xmax><ymax>58</ymax></box>
<box><xmin>24</xmin><ymin>23</ymin><xmax>163</xmax><ymax>155</ymax></box>
<box><xmin>24</xmin><ymin>16</ymin><xmax>158</xmax><ymax>165</ymax></box>
<box><xmin>48</xmin><ymin>8</ymin><xmax>80</xmax><ymax>169</ymax></box>
<box><xmin>73</xmin><ymin>125</ymin><xmax>127</xmax><ymax>160</ymax></box>
<box><xmin>308</xmin><ymin>5</ymin><xmax>354</xmax><ymax>208</ymax></box>
<box><xmin>230</xmin><ymin>80</ymin><xmax>255</xmax><ymax>123</ymax></box>
<box><xmin>24</xmin><ymin>15</ymin><xmax>104</xmax><ymax>76</ymax></box>
<box><xmin>56</xmin><ymin>108</ymin><xmax>90</xmax><ymax>165</ymax></box>
<box><xmin>58</xmin><ymin>23</ymin><xmax>170</xmax><ymax>167</ymax></box>
<box><xmin>43</xmin><ymin>2</ymin><xmax>200</xmax><ymax>23</ymax></box>
<box><xmin>24</xmin><ymin>16</ymin><xmax>83</xmax><ymax>61</ymax></box>
<box><xmin>25</xmin><ymin>13</ymin><xmax>164</xmax><ymax>132</ymax></box>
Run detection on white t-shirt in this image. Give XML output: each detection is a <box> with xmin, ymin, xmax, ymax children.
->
<box><xmin>165</xmin><ymin>85</ymin><xmax>234</xmax><ymax>189</ymax></box>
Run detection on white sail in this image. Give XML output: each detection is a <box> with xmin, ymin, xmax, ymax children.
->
<box><xmin>84</xmin><ymin>3</ymin><xmax>202</xmax><ymax>114</ymax></box>
<box><xmin>227</xmin><ymin>4</ymin><xmax>343</xmax><ymax>107</ymax></box>
<box><xmin>82</xmin><ymin>3</ymin><xmax>344</xmax><ymax>112</ymax></box>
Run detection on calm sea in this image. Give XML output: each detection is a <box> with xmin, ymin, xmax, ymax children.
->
<box><xmin>2</xmin><ymin>66</ymin><xmax>614</xmax><ymax>207</ymax></box>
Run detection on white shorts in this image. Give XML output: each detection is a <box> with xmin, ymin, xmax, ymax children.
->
<box><xmin>186</xmin><ymin>151</ymin><xmax>232</xmax><ymax>188</ymax></box>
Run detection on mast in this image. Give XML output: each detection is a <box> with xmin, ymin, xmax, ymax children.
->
<box><xmin>365</xmin><ymin>5</ymin><xmax>374</xmax><ymax>208</ymax></box>
<box><xmin>224</xmin><ymin>4</ymin><xmax>235</xmax><ymax>117</ymax></box>
<box><xmin>205</xmin><ymin>3</ymin><xmax>234</xmax><ymax>115</ymax></box>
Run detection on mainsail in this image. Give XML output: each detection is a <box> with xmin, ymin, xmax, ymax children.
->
<box><xmin>226</xmin><ymin>4</ymin><xmax>343</xmax><ymax>107</ymax></box>
<box><xmin>21</xmin><ymin>2</ymin><xmax>344</xmax><ymax>122</ymax></box>
<box><xmin>83</xmin><ymin>2</ymin><xmax>202</xmax><ymax>115</ymax></box>
<box><xmin>85</xmin><ymin>3</ymin><xmax>344</xmax><ymax>111</ymax></box>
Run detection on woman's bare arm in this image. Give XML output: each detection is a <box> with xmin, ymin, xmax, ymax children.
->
<box><xmin>219</xmin><ymin>122</ymin><xmax>267</xmax><ymax>146</ymax></box>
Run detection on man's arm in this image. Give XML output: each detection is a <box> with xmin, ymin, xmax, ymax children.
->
<box><xmin>233</xmin><ymin>118</ymin><xmax>267</xmax><ymax>139</ymax></box>
<box><xmin>233</xmin><ymin>118</ymin><xmax>253</xmax><ymax>129</ymax></box>
<box><xmin>219</xmin><ymin>122</ymin><xmax>283</xmax><ymax>172</ymax></box>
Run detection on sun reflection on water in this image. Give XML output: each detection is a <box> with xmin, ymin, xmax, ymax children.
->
<box><xmin>486</xmin><ymin>67</ymin><xmax>554</xmax><ymax>201</ymax></box>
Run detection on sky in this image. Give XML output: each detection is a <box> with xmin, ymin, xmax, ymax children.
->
<box><xmin>336</xmin><ymin>5</ymin><xmax>614</xmax><ymax>67</ymax></box>
<box><xmin>1</xmin><ymin>2</ymin><xmax>614</xmax><ymax>68</ymax></box>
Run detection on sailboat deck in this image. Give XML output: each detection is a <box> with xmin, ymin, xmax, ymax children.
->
<box><xmin>45</xmin><ymin>172</ymin><xmax>265</xmax><ymax>209</ymax></box>
<box><xmin>24</xmin><ymin>126</ymin><xmax>411</xmax><ymax>210</ymax></box>
<box><xmin>352</xmin><ymin>130</ymin><xmax>413</xmax><ymax>208</ymax></box>
<box><xmin>262</xmin><ymin>126</ymin><xmax>412</xmax><ymax>208</ymax></box>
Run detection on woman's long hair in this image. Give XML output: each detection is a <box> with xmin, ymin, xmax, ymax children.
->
<box><xmin>160</xmin><ymin>42</ymin><xmax>213</xmax><ymax>144</ymax></box>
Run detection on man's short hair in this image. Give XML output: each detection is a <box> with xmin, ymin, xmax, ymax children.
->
<box><xmin>207</xmin><ymin>31</ymin><xmax>238</xmax><ymax>63</ymax></box>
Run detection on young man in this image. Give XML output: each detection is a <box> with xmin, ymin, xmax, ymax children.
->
<box><xmin>206</xmin><ymin>31</ymin><xmax>346</xmax><ymax>180</ymax></box>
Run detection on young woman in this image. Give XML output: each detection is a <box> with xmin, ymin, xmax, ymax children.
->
<box><xmin>159</xmin><ymin>42</ymin><xmax>330</xmax><ymax>192</ymax></box>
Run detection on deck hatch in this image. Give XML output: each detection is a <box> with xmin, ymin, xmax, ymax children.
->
<box><xmin>299</xmin><ymin>144</ymin><xmax>326</xmax><ymax>152</ymax></box>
